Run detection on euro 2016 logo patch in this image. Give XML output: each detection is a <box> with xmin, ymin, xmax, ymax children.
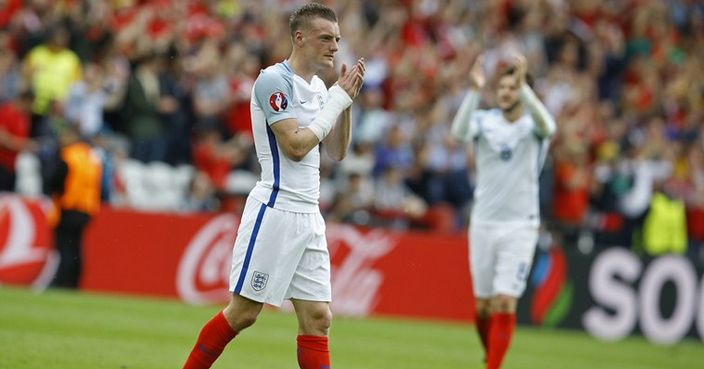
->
<box><xmin>269</xmin><ymin>92</ymin><xmax>288</xmax><ymax>112</ymax></box>
<box><xmin>251</xmin><ymin>271</ymin><xmax>269</xmax><ymax>291</ymax></box>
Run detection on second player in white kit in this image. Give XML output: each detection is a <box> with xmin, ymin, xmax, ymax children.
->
<box><xmin>461</xmin><ymin>104</ymin><xmax>551</xmax><ymax>298</ymax></box>
<box><xmin>451</xmin><ymin>53</ymin><xmax>556</xmax><ymax>369</ymax></box>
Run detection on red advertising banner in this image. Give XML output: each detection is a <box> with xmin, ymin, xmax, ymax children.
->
<box><xmin>326</xmin><ymin>225</ymin><xmax>474</xmax><ymax>320</ymax></box>
<box><xmin>81</xmin><ymin>209</ymin><xmax>237</xmax><ymax>303</ymax></box>
<box><xmin>4</xmin><ymin>195</ymin><xmax>702</xmax><ymax>343</ymax></box>
<box><xmin>0</xmin><ymin>195</ymin><xmax>475</xmax><ymax>321</ymax></box>
<box><xmin>80</xmin><ymin>207</ymin><xmax>475</xmax><ymax>321</ymax></box>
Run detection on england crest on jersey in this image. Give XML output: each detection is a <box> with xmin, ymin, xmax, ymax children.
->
<box><xmin>500</xmin><ymin>144</ymin><xmax>512</xmax><ymax>161</ymax></box>
<box><xmin>251</xmin><ymin>271</ymin><xmax>269</xmax><ymax>291</ymax></box>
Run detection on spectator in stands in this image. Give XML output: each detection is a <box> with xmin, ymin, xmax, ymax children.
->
<box><xmin>354</xmin><ymin>85</ymin><xmax>393</xmax><ymax>144</ymax></box>
<box><xmin>99</xmin><ymin>37</ymin><xmax>131</xmax><ymax>137</ymax></box>
<box><xmin>22</xmin><ymin>24</ymin><xmax>81</xmax><ymax>136</ymax></box>
<box><xmin>589</xmin><ymin>121</ymin><xmax>629</xmax><ymax>246</ymax></box>
<box><xmin>682</xmin><ymin>142</ymin><xmax>704</xmax><ymax>257</ymax></box>
<box><xmin>618</xmin><ymin>136</ymin><xmax>673</xmax><ymax>249</ymax></box>
<box><xmin>64</xmin><ymin>0</ymin><xmax>114</xmax><ymax>63</ymax></box>
<box><xmin>159</xmin><ymin>46</ymin><xmax>192</xmax><ymax>165</ymax></box>
<box><xmin>45</xmin><ymin>123</ymin><xmax>102</xmax><ymax>289</ymax></box>
<box><xmin>329</xmin><ymin>171</ymin><xmax>375</xmax><ymax>226</ymax></box>
<box><xmin>64</xmin><ymin>63</ymin><xmax>111</xmax><ymax>138</ymax></box>
<box><xmin>223</xmin><ymin>41</ymin><xmax>258</xmax><ymax>140</ymax></box>
<box><xmin>336</xmin><ymin>141</ymin><xmax>375</xmax><ymax>181</ymax></box>
<box><xmin>0</xmin><ymin>0</ymin><xmax>21</xmax><ymax>30</ymax></box>
<box><xmin>192</xmin><ymin>40</ymin><xmax>231</xmax><ymax>133</ymax></box>
<box><xmin>412</xmin><ymin>112</ymin><xmax>472</xmax><ymax>217</ymax></box>
<box><xmin>191</xmin><ymin>125</ymin><xmax>251</xmax><ymax>195</ymax></box>
<box><xmin>181</xmin><ymin>170</ymin><xmax>219</xmax><ymax>213</ymax></box>
<box><xmin>13</xmin><ymin>0</ymin><xmax>64</xmax><ymax>58</ymax></box>
<box><xmin>642</xmin><ymin>180</ymin><xmax>688</xmax><ymax>256</ymax></box>
<box><xmin>552</xmin><ymin>138</ymin><xmax>591</xmax><ymax>243</ymax></box>
<box><xmin>374</xmin><ymin>165</ymin><xmax>427</xmax><ymax>229</ymax></box>
<box><xmin>0</xmin><ymin>90</ymin><xmax>36</xmax><ymax>191</ymax></box>
<box><xmin>372</xmin><ymin>123</ymin><xmax>413</xmax><ymax>176</ymax></box>
<box><xmin>0</xmin><ymin>35</ymin><xmax>23</xmax><ymax>102</ymax></box>
<box><xmin>123</xmin><ymin>51</ymin><xmax>175</xmax><ymax>163</ymax></box>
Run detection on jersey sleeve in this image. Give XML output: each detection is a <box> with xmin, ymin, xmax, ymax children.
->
<box><xmin>521</xmin><ymin>84</ymin><xmax>556</xmax><ymax>138</ymax></box>
<box><xmin>451</xmin><ymin>90</ymin><xmax>482</xmax><ymax>143</ymax></box>
<box><xmin>468</xmin><ymin>110</ymin><xmax>487</xmax><ymax>140</ymax></box>
<box><xmin>253</xmin><ymin>70</ymin><xmax>297</xmax><ymax>125</ymax></box>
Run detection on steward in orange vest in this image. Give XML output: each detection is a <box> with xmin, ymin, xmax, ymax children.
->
<box><xmin>46</xmin><ymin>125</ymin><xmax>102</xmax><ymax>289</ymax></box>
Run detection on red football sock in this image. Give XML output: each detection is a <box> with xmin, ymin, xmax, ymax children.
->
<box><xmin>297</xmin><ymin>335</ymin><xmax>331</xmax><ymax>369</ymax></box>
<box><xmin>183</xmin><ymin>311</ymin><xmax>238</xmax><ymax>369</ymax></box>
<box><xmin>485</xmin><ymin>313</ymin><xmax>515</xmax><ymax>369</ymax></box>
<box><xmin>476</xmin><ymin>315</ymin><xmax>490</xmax><ymax>354</ymax></box>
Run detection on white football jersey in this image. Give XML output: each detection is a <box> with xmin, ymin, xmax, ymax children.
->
<box><xmin>468</xmin><ymin>109</ymin><xmax>551</xmax><ymax>225</ymax></box>
<box><xmin>248</xmin><ymin>60</ymin><xmax>329</xmax><ymax>213</ymax></box>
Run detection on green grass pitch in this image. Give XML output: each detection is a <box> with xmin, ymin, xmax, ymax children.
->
<box><xmin>0</xmin><ymin>286</ymin><xmax>701</xmax><ymax>369</ymax></box>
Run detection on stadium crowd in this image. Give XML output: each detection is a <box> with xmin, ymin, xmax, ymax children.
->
<box><xmin>0</xmin><ymin>0</ymin><xmax>703</xmax><ymax>258</ymax></box>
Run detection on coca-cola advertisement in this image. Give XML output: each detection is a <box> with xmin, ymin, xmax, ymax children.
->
<box><xmin>0</xmin><ymin>195</ymin><xmax>54</xmax><ymax>287</ymax></box>
<box><xmin>0</xmin><ymin>194</ymin><xmax>475</xmax><ymax>322</ymax></box>
<box><xmin>80</xmin><ymin>208</ymin><xmax>231</xmax><ymax>299</ymax></box>
<box><xmin>4</xmin><ymin>194</ymin><xmax>702</xmax><ymax>343</ymax></box>
<box><xmin>79</xmin><ymin>206</ymin><xmax>476</xmax><ymax>321</ymax></box>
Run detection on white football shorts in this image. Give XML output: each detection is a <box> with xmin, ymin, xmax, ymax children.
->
<box><xmin>229</xmin><ymin>197</ymin><xmax>331</xmax><ymax>306</ymax></box>
<box><xmin>469</xmin><ymin>221</ymin><xmax>539</xmax><ymax>298</ymax></box>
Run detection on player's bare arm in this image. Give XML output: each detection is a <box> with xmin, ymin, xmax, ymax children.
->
<box><xmin>272</xmin><ymin>60</ymin><xmax>362</xmax><ymax>162</ymax></box>
<box><xmin>451</xmin><ymin>54</ymin><xmax>484</xmax><ymax>143</ymax></box>
<box><xmin>324</xmin><ymin>58</ymin><xmax>366</xmax><ymax>161</ymax></box>
<box><xmin>270</xmin><ymin>118</ymin><xmax>322</xmax><ymax>162</ymax></box>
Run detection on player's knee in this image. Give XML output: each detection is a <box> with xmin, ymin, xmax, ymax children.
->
<box><xmin>475</xmin><ymin>299</ymin><xmax>491</xmax><ymax>318</ymax></box>
<box><xmin>323</xmin><ymin>309</ymin><xmax>333</xmax><ymax>328</ymax></box>
<box><xmin>224</xmin><ymin>308</ymin><xmax>258</xmax><ymax>331</ymax></box>
<box><xmin>304</xmin><ymin>307</ymin><xmax>332</xmax><ymax>334</ymax></box>
<box><xmin>239</xmin><ymin>311</ymin><xmax>260</xmax><ymax>329</ymax></box>
<box><xmin>491</xmin><ymin>295</ymin><xmax>517</xmax><ymax>313</ymax></box>
<box><xmin>312</xmin><ymin>308</ymin><xmax>333</xmax><ymax>330</ymax></box>
<box><xmin>223</xmin><ymin>297</ymin><xmax>262</xmax><ymax>331</ymax></box>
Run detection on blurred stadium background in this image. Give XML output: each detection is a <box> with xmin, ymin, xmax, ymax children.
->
<box><xmin>0</xmin><ymin>0</ymin><xmax>703</xmax><ymax>368</ymax></box>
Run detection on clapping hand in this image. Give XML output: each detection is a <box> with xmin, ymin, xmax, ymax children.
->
<box><xmin>512</xmin><ymin>54</ymin><xmax>528</xmax><ymax>86</ymax></box>
<box><xmin>337</xmin><ymin>57</ymin><xmax>365</xmax><ymax>99</ymax></box>
<box><xmin>469</xmin><ymin>54</ymin><xmax>485</xmax><ymax>90</ymax></box>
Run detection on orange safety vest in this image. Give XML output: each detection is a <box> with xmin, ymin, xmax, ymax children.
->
<box><xmin>56</xmin><ymin>142</ymin><xmax>102</xmax><ymax>215</ymax></box>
